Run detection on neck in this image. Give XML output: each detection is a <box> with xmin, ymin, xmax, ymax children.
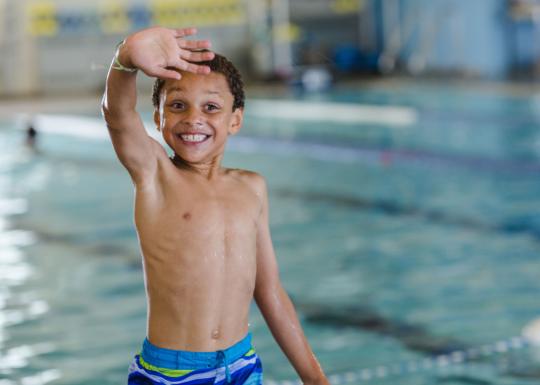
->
<box><xmin>171</xmin><ymin>154</ymin><xmax>223</xmax><ymax>180</ymax></box>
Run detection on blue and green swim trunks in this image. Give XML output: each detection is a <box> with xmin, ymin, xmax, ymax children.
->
<box><xmin>127</xmin><ymin>333</ymin><xmax>263</xmax><ymax>385</ymax></box>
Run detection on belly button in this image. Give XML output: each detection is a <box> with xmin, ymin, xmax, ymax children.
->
<box><xmin>211</xmin><ymin>329</ymin><xmax>220</xmax><ymax>339</ymax></box>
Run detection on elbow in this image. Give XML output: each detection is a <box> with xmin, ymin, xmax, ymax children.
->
<box><xmin>100</xmin><ymin>95</ymin><xmax>108</xmax><ymax>116</ymax></box>
<box><xmin>100</xmin><ymin>94</ymin><xmax>117</xmax><ymax>120</ymax></box>
<box><xmin>100</xmin><ymin>94</ymin><xmax>124</xmax><ymax>129</ymax></box>
<box><xmin>255</xmin><ymin>283</ymin><xmax>294</xmax><ymax>323</ymax></box>
<box><xmin>100</xmin><ymin>95</ymin><xmax>113</xmax><ymax>124</ymax></box>
<box><xmin>254</xmin><ymin>279</ymin><xmax>285</xmax><ymax>308</ymax></box>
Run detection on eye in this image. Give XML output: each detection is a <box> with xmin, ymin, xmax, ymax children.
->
<box><xmin>170</xmin><ymin>101</ymin><xmax>185</xmax><ymax>110</ymax></box>
<box><xmin>205</xmin><ymin>103</ymin><xmax>220</xmax><ymax>112</ymax></box>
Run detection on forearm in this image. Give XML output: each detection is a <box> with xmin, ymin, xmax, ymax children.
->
<box><xmin>101</xmin><ymin>42</ymin><xmax>139</xmax><ymax>121</ymax></box>
<box><xmin>256</xmin><ymin>284</ymin><xmax>328</xmax><ymax>384</ymax></box>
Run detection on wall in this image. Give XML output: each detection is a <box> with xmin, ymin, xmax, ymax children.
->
<box><xmin>374</xmin><ymin>0</ymin><xmax>516</xmax><ymax>78</ymax></box>
<box><xmin>0</xmin><ymin>0</ymin><xmax>253</xmax><ymax>96</ymax></box>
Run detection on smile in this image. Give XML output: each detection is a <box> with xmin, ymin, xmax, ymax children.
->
<box><xmin>178</xmin><ymin>134</ymin><xmax>211</xmax><ymax>143</ymax></box>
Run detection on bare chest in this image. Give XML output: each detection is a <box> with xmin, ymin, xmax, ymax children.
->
<box><xmin>135</xmin><ymin>177</ymin><xmax>261</xmax><ymax>252</ymax></box>
<box><xmin>161</xmin><ymin>193</ymin><xmax>258</xmax><ymax>238</ymax></box>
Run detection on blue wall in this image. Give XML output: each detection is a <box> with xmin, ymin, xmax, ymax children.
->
<box><xmin>374</xmin><ymin>0</ymin><xmax>521</xmax><ymax>78</ymax></box>
<box><xmin>405</xmin><ymin>0</ymin><xmax>511</xmax><ymax>78</ymax></box>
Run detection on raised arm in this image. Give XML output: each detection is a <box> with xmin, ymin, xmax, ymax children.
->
<box><xmin>252</xmin><ymin>175</ymin><xmax>330</xmax><ymax>385</ymax></box>
<box><xmin>101</xmin><ymin>27</ymin><xmax>214</xmax><ymax>185</ymax></box>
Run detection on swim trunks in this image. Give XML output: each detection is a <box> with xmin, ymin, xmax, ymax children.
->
<box><xmin>127</xmin><ymin>333</ymin><xmax>263</xmax><ymax>385</ymax></box>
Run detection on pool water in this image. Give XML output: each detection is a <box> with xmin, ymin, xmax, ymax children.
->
<box><xmin>1</xmin><ymin>82</ymin><xmax>540</xmax><ymax>385</ymax></box>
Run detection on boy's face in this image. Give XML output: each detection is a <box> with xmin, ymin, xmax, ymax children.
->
<box><xmin>154</xmin><ymin>71</ymin><xmax>243</xmax><ymax>165</ymax></box>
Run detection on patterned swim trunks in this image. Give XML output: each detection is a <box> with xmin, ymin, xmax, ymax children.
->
<box><xmin>127</xmin><ymin>333</ymin><xmax>263</xmax><ymax>385</ymax></box>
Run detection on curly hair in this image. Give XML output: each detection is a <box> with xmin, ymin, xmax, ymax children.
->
<box><xmin>152</xmin><ymin>52</ymin><xmax>245</xmax><ymax>111</ymax></box>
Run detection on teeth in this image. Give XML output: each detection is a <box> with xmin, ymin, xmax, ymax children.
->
<box><xmin>181</xmin><ymin>134</ymin><xmax>207</xmax><ymax>142</ymax></box>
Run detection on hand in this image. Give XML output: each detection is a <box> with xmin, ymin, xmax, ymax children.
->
<box><xmin>118</xmin><ymin>26</ymin><xmax>215</xmax><ymax>80</ymax></box>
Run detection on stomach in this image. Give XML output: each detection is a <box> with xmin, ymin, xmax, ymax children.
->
<box><xmin>145</xmin><ymin>269</ymin><xmax>252</xmax><ymax>350</ymax></box>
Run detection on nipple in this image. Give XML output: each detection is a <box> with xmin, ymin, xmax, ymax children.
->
<box><xmin>211</xmin><ymin>329</ymin><xmax>220</xmax><ymax>340</ymax></box>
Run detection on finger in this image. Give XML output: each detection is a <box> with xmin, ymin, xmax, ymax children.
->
<box><xmin>173</xmin><ymin>59</ymin><xmax>211</xmax><ymax>75</ymax></box>
<box><xmin>190</xmin><ymin>64</ymin><xmax>212</xmax><ymax>75</ymax></box>
<box><xmin>153</xmin><ymin>67</ymin><xmax>182</xmax><ymax>80</ymax></box>
<box><xmin>178</xmin><ymin>39</ymin><xmax>212</xmax><ymax>50</ymax></box>
<box><xmin>180</xmin><ymin>50</ymin><xmax>215</xmax><ymax>62</ymax></box>
<box><xmin>173</xmin><ymin>27</ymin><xmax>197</xmax><ymax>38</ymax></box>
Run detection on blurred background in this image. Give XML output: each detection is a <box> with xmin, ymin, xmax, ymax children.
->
<box><xmin>1</xmin><ymin>0</ymin><xmax>540</xmax><ymax>384</ymax></box>
<box><xmin>4</xmin><ymin>0</ymin><xmax>540</xmax><ymax>94</ymax></box>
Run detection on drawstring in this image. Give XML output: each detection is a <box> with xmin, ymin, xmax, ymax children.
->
<box><xmin>216</xmin><ymin>350</ymin><xmax>231</xmax><ymax>383</ymax></box>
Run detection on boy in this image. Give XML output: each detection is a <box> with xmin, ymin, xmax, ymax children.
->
<box><xmin>101</xmin><ymin>26</ymin><xmax>329</xmax><ymax>385</ymax></box>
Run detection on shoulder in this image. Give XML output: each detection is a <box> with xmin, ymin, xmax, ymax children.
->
<box><xmin>227</xmin><ymin>168</ymin><xmax>267</xmax><ymax>200</ymax></box>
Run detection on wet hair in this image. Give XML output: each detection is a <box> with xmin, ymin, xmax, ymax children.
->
<box><xmin>152</xmin><ymin>52</ymin><xmax>245</xmax><ymax>111</ymax></box>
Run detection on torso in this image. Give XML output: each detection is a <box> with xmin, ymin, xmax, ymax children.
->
<box><xmin>134</xmin><ymin>155</ymin><xmax>262</xmax><ymax>351</ymax></box>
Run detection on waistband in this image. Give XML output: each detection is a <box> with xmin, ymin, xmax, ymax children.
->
<box><xmin>141</xmin><ymin>333</ymin><xmax>253</xmax><ymax>370</ymax></box>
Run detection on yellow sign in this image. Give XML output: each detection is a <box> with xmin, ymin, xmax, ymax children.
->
<box><xmin>151</xmin><ymin>0</ymin><xmax>245</xmax><ymax>28</ymax></box>
<box><xmin>27</xmin><ymin>2</ymin><xmax>58</xmax><ymax>36</ymax></box>
<box><xmin>100</xmin><ymin>2</ymin><xmax>131</xmax><ymax>34</ymax></box>
<box><xmin>27</xmin><ymin>0</ymin><xmax>247</xmax><ymax>37</ymax></box>
<box><xmin>332</xmin><ymin>0</ymin><xmax>361</xmax><ymax>14</ymax></box>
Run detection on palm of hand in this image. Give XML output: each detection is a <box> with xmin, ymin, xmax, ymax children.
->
<box><xmin>124</xmin><ymin>26</ymin><xmax>214</xmax><ymax>80</ymax></box>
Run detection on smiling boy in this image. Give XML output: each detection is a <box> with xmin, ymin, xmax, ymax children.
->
<box><xmin>101</xmin><ymin>26</ymin><xmax>329</xmax><ymax>385</ymax></box>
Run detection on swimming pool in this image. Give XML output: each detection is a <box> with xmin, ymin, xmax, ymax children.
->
<box><xmin>1</xmin><ymin>81</ymin><xmax>539</xmax><ymax>385</ymax></box>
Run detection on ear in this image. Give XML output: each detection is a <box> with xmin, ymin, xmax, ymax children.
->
<box><xmin>228</xmin><ymin>108</ymin><xmax>243</xmax><ymax>136</ymax></box>
<box><xmin>153</xmin><ymin>109</ymin><xmax>161</xmax><ymax>131</ymax></box>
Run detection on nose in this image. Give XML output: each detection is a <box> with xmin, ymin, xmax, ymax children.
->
<box><xmin>182</xmin><ymin>107</ymin><xmax>204</xmax><ymax>128</ymax></box>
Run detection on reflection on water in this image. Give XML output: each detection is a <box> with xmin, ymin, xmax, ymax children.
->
<box><xmin>0</xmin><ymin>131</ymin><xmax>55</xmax><ymax>384</ymax></box>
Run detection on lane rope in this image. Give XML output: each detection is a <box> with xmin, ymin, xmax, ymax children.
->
<box><xmin>265</xmin><ymin>318</ymin><xmax>540</xmax><ymax>385</ymax></box>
